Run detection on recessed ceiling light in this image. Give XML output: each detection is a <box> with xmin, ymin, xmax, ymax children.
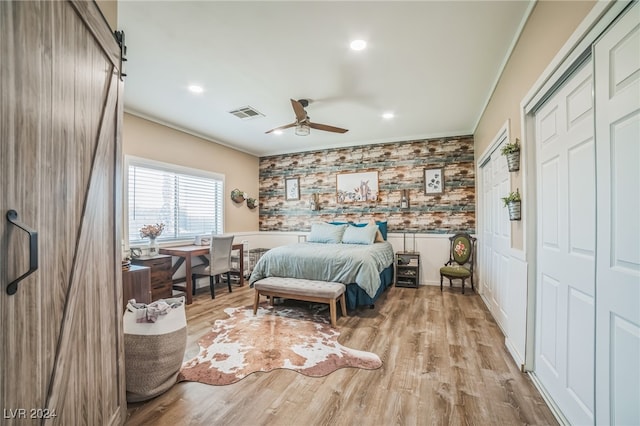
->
<box><xmin>273</xmin><ymin>130</ymin><xmax>283</xmax><ymax>135</ymax></box>
<box><xmin>188</xmin><ymin>85</ymin><xmax>204</xmax><ymax>94</ymax></box>
<box><xmin>382</xmin><ymin>112</ymin><xmax>394</xmax><ymax>119</ymax></box>
<box><xmin>350</xmin><ymin>39</ymin><xmax>367</xmax><ymax>51</ymax></box>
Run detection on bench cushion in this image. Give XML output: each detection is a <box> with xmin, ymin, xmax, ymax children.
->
<box><xmin>254</xmin><ymin>277</ymin><xmax>345</xmax><ymax>299</ymax></box>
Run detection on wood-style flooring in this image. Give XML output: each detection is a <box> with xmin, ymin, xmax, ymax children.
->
<box><xmin>125</xmin><ymin>283</ymin><xmax>558</xmax><ymax>426</ymax></box>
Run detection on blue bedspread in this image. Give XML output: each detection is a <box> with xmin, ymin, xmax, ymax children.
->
<box><xmin>249</xmin><ymin>241</ymin><xmax>395</xmax><ymax>298</ymax></box>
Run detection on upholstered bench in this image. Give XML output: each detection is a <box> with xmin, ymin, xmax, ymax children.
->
<box><xmin>253</xmin><ymin>277</ymin><xmax>347</xmax><ymax>327</ymax></box>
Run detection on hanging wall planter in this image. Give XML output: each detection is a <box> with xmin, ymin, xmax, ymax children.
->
<box><xmin>230</xmin><ymin>188</ymin><xmax>246</xmax><ymax>203</ymax></box>
<box><xmin>502</xmin><ymin>189</ymin><xmax>522</xmax><ymax>221</ymax></box>
<box><xmin>501</xmin><ymin>138</ymin><xmax>521</xmax><ymax>172</ymax></box>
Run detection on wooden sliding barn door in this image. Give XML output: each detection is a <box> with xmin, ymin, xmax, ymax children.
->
<box><xmin>0</xmin><ymin>1</ymin><xmax>125</xmax><ymax>424</ymax></box>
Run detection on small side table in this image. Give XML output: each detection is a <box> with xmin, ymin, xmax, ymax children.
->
<box><xmin>395</xmin><ymin>252</ymin><xmax>420</xmax><ymax>288</ymax></box>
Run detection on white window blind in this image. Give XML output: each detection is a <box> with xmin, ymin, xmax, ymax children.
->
<box><xmin>127</xmin><ymin>159</ymin><xmax>223</xmax><ymax>245</ymax></box>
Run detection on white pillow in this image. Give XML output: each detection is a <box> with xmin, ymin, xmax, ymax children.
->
<box><xmin>307</xmin><ymin>223</ymin><xmax>348</xmax><ymax>244</ymax></box>
<box><xmin>342</xmin><ymin>223</ymin><xmax>378</xmax><ymax>245</ymax></box>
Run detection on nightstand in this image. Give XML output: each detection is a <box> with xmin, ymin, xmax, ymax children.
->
<box><xmin>395</xmin><ymin>252</ymin><xmax>420</xmax><ymax>288</ymax></box>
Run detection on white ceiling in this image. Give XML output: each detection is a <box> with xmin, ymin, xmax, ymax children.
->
<box><xmin>118</xmin><ymin>1</ymin><xmax>532</xmax><ymax>157</ymax></box>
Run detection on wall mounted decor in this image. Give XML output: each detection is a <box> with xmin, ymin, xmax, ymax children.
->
<box><xmin>231</xmin><ymin>188</ymin><xmax>246</xmax><ymax>203</ymax></box>
<box><xmin>424</xmin><ymin>168</ymin><xmax>444</xmax><ymax>195</ymax></box>
<box><xmin>501</xmin><ymin>189</ymin><xmax>521</xmax><ymax>221</ymax></box>
<box><xmin>400</xmin><ymin>189</ymin><xmax>410</xmax><ymax>209</ymax></box>
<box><xmin>501</xmin><ymin>138</ymin><xmax>521</xmax><ymax>172</ymax></box>
<box><xmin>336</xmin><ymin>171</ymin><xmax>379</xmax><ymax>203</ymax></box>
<box><xmin>285</xmin><ymin>177</ymin><xmax>300</xmax><ymax>201</ymax></box>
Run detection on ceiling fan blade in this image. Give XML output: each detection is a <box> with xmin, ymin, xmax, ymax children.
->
<box><xmin>308</xmin><ymin>122</ymin><xmax>349</xmax><ymax>133</ymax></box>
<box><xmin>290</xmin><ymin>99</ymin><xmax>307</xmax><ymax>122</ymax></box>
<box><xmin>265</xmin><ymin>122</ymin><xmax>297</xmax><ymax>134</ymax></box>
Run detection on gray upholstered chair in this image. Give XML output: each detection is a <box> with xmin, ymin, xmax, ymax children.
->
<box><xmin>440</xmin><ymin>233</ymin><xmax>476</xmax><ymax>294</ymax></box>
<box><xmin>191</xmin><ymin>234</ymin><xmax>235</xmax><ymax>299</ymax></box>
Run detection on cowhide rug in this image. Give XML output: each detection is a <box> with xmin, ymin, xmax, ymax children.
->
<box><xmin>178</xmin><ymin>303</ymin><xmax>382</xmax><ymax>386</ymax></box>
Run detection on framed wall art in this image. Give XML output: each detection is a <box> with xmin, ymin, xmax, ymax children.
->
<box><xmin>424</xmin><ymin>167</ymin><xmax>444</xmax><ymax>195</ymax></box>
<box><xmin>285</xmin><ymin>177</ymin><xmax>300</xmax><ymax>201</ymax></box>
<box><xmin>336</xmin><ymin>171</ymin><xmax>379</xmax><ymax>203</ymax></box>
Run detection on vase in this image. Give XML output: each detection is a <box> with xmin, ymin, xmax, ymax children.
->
<box><xmin>148</xmin><ymin>237</ymin><xmax>159</xmax><ymax>256</ymax></box>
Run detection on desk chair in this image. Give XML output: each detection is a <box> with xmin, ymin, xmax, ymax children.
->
<box><xmin>191</xmin><ymin>234</ymin><xmax>234</xmax><ymax>299</ymax></box>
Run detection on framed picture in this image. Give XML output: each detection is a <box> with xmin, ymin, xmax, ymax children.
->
<box><xmin>285</xmin><ymin>177</ymin><xmax>300</xmax><ymax>201</ymax></box>
<box><xmin>336</xmin><ymin>171</ymin><xmax>379</xmax><ymax>203</ymax></box>
<box><xmin>424</xmin><ymin>167</ymin><xmax>444</xmax><ymax>194</ymax></box>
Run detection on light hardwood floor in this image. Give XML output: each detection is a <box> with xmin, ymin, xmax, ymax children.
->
<box><xmin>125</xmin><ymin>283</ymin><xmax>558</xmax><ymax>426</ymax></box>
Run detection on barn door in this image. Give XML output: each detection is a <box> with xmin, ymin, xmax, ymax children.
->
<box><xmin>534</xmin><ymin>58</ymin><xmax>596</xmax><ymax>425</ymax></box>
<box><xmin>593</xmin><ymin>4</ymin><xmax>640</xmax><ymax>424</ymax></box>
<box><xmin>0</xmin><ymin>1</ymin><xmax>125</xmax><ymax>424</ymax></box>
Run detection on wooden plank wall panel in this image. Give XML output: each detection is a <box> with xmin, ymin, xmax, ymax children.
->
<box><xmin>258</xmin><ymin>135</ymin><xmax>475</xmax><ymax>233</ymax></box>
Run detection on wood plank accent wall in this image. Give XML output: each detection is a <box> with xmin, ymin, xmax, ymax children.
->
<box><xmin>258</xmin><ymin>135</ymin><xmax>475</xmax><ymax>233</ymax></box>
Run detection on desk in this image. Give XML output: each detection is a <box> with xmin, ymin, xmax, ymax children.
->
<box><xmin>159</xmin><ymin>243</ymin><xmax>244</xmax><ymax>305</ymax></box>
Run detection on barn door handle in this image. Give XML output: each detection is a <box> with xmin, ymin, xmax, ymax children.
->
<box><xmin>6</xmin><ymin>210</ymin><xmax>38</xmax><ymax>295</ymax></box>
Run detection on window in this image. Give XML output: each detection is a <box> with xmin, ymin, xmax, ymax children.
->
<box><xmin>126</xmin><ymin>157</ymin><xmax>224</xmax><ymax>245</ymax></box>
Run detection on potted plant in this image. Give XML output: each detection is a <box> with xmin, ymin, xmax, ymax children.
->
<box><xmin>501</xmin><ymin>138</ymin><xmax>521</xmax><ymax>172</ymax></box>
<box><xmin>230</xmin><ymin>188</ymin><xmax>246</xmax><ymax>203</ymax></box>
<box><xmin>501</xmin><ymin>189</ymin><xmax>522</xmax><ymax>221</ymax></box>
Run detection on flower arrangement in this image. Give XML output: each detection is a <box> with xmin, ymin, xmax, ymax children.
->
<box><xmin>139</xmin><ymin>223</ymin><xmax>165</xmax><ymax>239</ymax></box>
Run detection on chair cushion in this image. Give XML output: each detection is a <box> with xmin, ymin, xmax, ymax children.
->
<box><xmin>440</xmin><ymin>265</ymin><xmax>471</xmax><ymax>278</ymax></box>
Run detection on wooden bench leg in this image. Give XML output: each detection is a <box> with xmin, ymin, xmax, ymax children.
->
<box><xmin>329</xmin><ymin>298</ymin><xmax>337</xmax><ymax>327</ymax></box>
<box><xmin>339</xmin><ymin>293</ymin><xmax>347</xmax><ymax>317</ymax></box>
<box><xmin>253</xmin><ymin>290</ymin><xmax>260</xmax><ymax>315</ymax></box>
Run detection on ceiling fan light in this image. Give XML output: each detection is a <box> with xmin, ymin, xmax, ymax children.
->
<box><xmin>295</xmin><ymin>123</ymin><xmax>310</xmax><ymax>136</ymax></box>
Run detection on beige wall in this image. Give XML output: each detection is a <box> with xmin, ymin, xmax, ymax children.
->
<box><xmin>474</xmin><ymin>0</ymin><xmax>596</xmax><ymax>250</ymax></box>
<box><xmin>123</xmin><ymin>113</ymin><xmax>260</xmax><ymax>232</ymax></box>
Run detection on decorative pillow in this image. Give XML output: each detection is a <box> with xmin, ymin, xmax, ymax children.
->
<box><xmin>342</xmin><ymin>223</ymin><xmax>378</xmax><ymax>245</ymax></box>
<box><xmin>375</xmin><ymin>220</ymin><xmax>388</xmax><ymax>240</ymax></box>
<box><xmin>307</xmin><ymin>222</ymin><xmax>347</xmax><ymax>244</ymax></box>
<box><xmin>368</xmin><ymin>219</ymin><xmax>385</xmax><ymax>242</ymax></box>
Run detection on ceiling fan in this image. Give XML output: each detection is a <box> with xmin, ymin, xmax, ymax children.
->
<box><xmin>265</xmin><ymin>99</ymin><xmax>349</xmax><ymax>136</ymax></box>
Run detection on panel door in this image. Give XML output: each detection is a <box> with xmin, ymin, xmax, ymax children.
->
<box><xmin>594</xmin><ymin>4</ymin><xmax>640</xmax><ymax>424</ymax></box>
<box><xmin>0</xmin><ymin>1</ymin><xmax>125</xmax><ymax>424</ymax></box>
<box><xmin>534</xmin><ymin>59</ymin><xmax>596</xmax><ymax>425</ymax></box>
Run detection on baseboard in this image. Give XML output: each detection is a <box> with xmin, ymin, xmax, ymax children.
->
<box><xmin>528</xmin><ymin>372</ymin><xmax>570</xmax><ymax>426</ymax></box>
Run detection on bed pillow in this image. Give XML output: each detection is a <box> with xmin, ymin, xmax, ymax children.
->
<box><xmin>348</xmin><ymin>219</ymin><xmax>388</xmax><ymax>241</ymax></box>
<box><xmin>375</xmin><ymin>220</ymin><xmax>388</xmax><ymax>240</ymax></box>
<box><xmin>342</xmin><ymin>223</ymin><xmax>378</xmax><ymax>245</ymax></box>
<box><xmin>307</xmin><ymin>222</ymin><xmax>348</xmax><ymax>244</ymax></box>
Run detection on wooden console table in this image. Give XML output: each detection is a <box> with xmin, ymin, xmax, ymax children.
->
<box><xmin>159</xmin><ymin>243</ymin><xmax>244</xmax><ymax>305</ymax></box>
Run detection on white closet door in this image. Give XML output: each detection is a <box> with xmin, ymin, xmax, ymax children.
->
<box><xmin>594</xmin><ymin>4</ymin><xmax>640</xmax><ymax>424</ymax></box>
<box><xmin>535</xmin><ymin>59</ymin><xmax>596</xmax><ymax>425</ymax></box>
<box><xmin>481</xmin><ymin>140</ymin><xmax>511</xmax><ymax>331</ymax></box>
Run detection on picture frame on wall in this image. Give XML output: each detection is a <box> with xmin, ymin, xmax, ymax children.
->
<box><xmin>424</xmin><ymin>167</ymin><xmax>444</xmax><ymax>195</ymax></box>
<box><xmin>285</xmin><ymin>177</ymin><xmax>300</xmax><ymax>201</ymax></box>
<box><xmin>336</xmin><ymin>171</ymin><xmax>379</xmax><ymax>203</ymax></box>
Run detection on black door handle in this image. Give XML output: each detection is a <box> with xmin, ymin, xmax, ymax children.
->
<box><xmin>6</xmin><ymin>209</ymin><xmax>38</xmax><ymax>295</ymax></box>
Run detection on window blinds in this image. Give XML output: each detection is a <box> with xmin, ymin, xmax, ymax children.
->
<box><xmin>127</xmin><ymin>160</ymin><xmax>223</xmax><ymax>244</ymax></box>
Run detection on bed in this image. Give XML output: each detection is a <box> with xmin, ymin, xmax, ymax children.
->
<box><xmin>249</xmin><ymin>221</ymin><xmax>395</xmax><ymax>309</ymax></box>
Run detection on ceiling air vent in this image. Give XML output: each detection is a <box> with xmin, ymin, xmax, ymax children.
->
<box><xmin>228</xmin><ymin>105</ymin><xmax>264</xmax><ymax>120</ymax></box>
